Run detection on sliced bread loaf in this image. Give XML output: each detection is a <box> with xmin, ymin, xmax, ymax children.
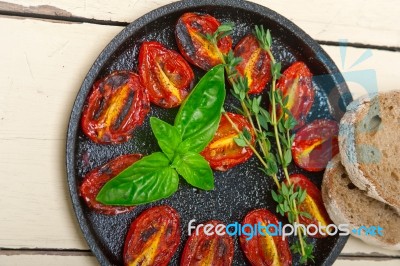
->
<box><xmin>322</xmin><ymin>155</ymin><xmax>400</xmax><ymax>250</ymax></box>
<box><xmin>339</xmin><ymin>91</ymin><xmax>400</xmax><ymax>211</ymax></box>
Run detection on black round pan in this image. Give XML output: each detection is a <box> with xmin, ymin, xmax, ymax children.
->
<box><xmin>67</xmin><ymin>0</ymin><xmax>352</xmax><ymax>265</ymax></box>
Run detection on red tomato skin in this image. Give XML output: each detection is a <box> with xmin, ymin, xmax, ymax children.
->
<box><xmin>285</xmin><ymin>174</ymin><xmax>333</xmax><ymax>238</ymax></box>
<box><xmin>240</xmin><ymin>209</ymin><xmax>292</xmax><ymax>266</ymax></box>
<box><xmin>139</xmin><ymin>41</ymin><xmax>195</xmax><ymax>108</ymax></box>
<box><xmin>234</xmin><ymin>35</ymin><xmax>272</xmax><ymax>94</ymax></box>
<box><xmin>81</xmin><ymin>71</ymin><xmax>150</xmax><ymax>144</ymax></box>
<box><xmin>201</xmin><ymin>112</ymin><xmax>255</xmax><ymax>171</ymax></box>
<box><xmin>175</xmin><ymin>12</ymin><xmax>232</xmax><ymax>70</ymax></box>
<box><xmin>276</xmin><ymin>61</ymin><xmax>314</xmax><ymax>129</ymax></box>
<box><xmin>79</xmin><ymin>154</ymin><xmax>142</xmax><ymax>215</ymax></box>
<box><xmin>292</xmin><ymin>119</ymin><xmax>339</xmax><ymax>172</ymax></box>
<box><xmin>123</xmin><ymin>205</ymin><xmax>181</xmax><ymax>266</ymax></box>
<box><xmin>181</xmin><ymin>220</ymin><xmax>234</xmax><ymax>266</ymax></box>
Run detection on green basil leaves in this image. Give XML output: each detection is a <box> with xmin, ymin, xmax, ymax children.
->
<box><xmin>150</xmin><ymin>117</ymin><xmax>181</xmax><ymax>161</ymax></box>
<box><xmin>96</xmin><ymin>153</ymin><xmax>179</xmax><ymax>205</ymax></box>
<box><xmin>96</xmin><ymin>65</ymin><xmax>226</xmax><ymax>205</ymax></box>
<box><xmin>175</xmin><ymin>66</ymin><xmax>226</xmax><ymax>153</ymax></box>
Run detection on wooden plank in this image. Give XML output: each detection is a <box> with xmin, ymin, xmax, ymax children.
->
<box><xmin>0</xmin><ymin>0</ymin><xmax>72</xmax><ymax>17</ymax></box>
<box><xmin>0</xmin><ymin>16</ymin><xmax>399</xmax><ymax>258</ymax></box>
<box><xmin>334</xmin><ymin>258</ymin><xmax>400</xmax><ymax>266</ymax></box>
<box><xmin>0</xmin><ymin>254</ymin><xmax>98</xmax><ymax>266</ymax></box>
<box><xmin>0</xmin><ymin>0</ymin><xmax>399</xmax><ymax>48</ymax></box>
<box><xmin>0</xmin><ymin>253</ymin><xmax>399</xmax><ymax>266</ymax></box>
<box><xmin>342</xmin><ymin>238</ymin><xmax>400</xmax><ymax>257</ymax></box>
<box><xmin>322</xmin><ymin>45</ymin><xmax>399</xmax><ymax>99</ymax></box>
<box><xmin>0</xmin><ymin>16</ymin><xmax>122</xmax><ymax>250</ymax></box>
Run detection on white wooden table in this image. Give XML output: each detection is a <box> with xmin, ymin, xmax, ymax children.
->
<box><xmin>0</xmin><ymin>0</ymin><xmax>399</xmax><ymax>265</ymax></box>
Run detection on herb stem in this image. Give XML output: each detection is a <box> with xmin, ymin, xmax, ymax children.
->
<box><xmin>239</xmin><ymin>99</ymin><xmax>270</xmax><ymax>164</ymax></box>
<box><xmin>240</xmin><ymin>100</ymin><xmax>257</xmax><ymax>133</ymax></box>
<box><xmin>211</xmin><ymin>38</ymin><xmax>260</xmax><ymax>139</ymax></box>
<box><xmin>294</xmin><ymin>199</ymin><xmax>307</xmax><ymax>257</ymax></box>
<box><xmin>254</xmin><ymin>110</ymin><xmax>269</xmax><ymax>156</ymax></box>
<box><xmin>270</xmin><ymin>84</ymin><xmax>285</xmax><ymax>169</ymax></box>
<box><xmin>211</xmin><ymin>24</ymin><xmax>312</xmax><ymax>262</ymax></box>
<box><xmin>224</xmin><ymin>67</ymin><xmax>280</xmax><ymax>188</ymax></box>
<box><xmin>266</xmin><ymin>42</ymin><xmax>310</xmax><ymax>263</ymax></box>
<box><xmin>211</xmin><ymin>37</ymin><xmax>278</xmax><ymax>185</ymax></box>
<box><xmin>224</xmin><ymin>114</ymin><xmax>264</xmax><ymax>168</ymax></box>
<box><xmin>223</xmin><ymin>112</ymin><xmax>280</xmax><ymax>188</ymax></box>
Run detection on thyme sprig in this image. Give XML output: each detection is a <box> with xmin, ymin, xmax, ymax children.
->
<box><xmin>208</xmin><ymin>23</ymin><xmax>315</xmax><ymax>263</ymax></box>
<box><xmin>203</xmin><ymin>22</ymin><xmax>235</xmax><ymax>45</ymax></box>
<box><xmin>254</xmin><ymin>25</ymin><xmax>315</xmax><ymax>263</ymax></box>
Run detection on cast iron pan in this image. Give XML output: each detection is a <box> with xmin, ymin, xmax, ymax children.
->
<box><xmin>67</xmin><ymin>0</ymin><xmax>352</xmax><ymax>265</ymax></box>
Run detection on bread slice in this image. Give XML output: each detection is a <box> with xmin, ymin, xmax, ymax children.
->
<box><xmin>339</xmin><ymin>91</ymin><xmax>400</xmax><ymax>211</ymax></box>
<box><xmin>322</xmin><ymin>155</ymin><xmax>400</xmax><ymax>250</ymax></box>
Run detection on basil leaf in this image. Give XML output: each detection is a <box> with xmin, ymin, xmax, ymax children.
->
<box><xmin>173</xmin><ymin>152</ymin><xmax>214</xmax><ymax>190</ymax></box>
<box><xmin>96</xmin><ymin>152</ymin><xmax>179</xmax><ymax>205</ymax></box>
<box><xmin>174</xmin><ymin>65</ymin><xmax>225</xmax><ymax>153</ymax></box>
<box><xmin>150</xmin><ymin>117</ymin><xmax>181</xmax><ymax>161</ymax></box>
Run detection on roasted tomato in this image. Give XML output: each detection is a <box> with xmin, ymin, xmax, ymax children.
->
<box><xmin>234</xmin><ymin>35</ymin><xmax>272</xmax><ymax>94</ymax></box>
<box><xmin>201</xmin><ymin>112</ymin><xmax>255</xmax><ymax>171</ymax></box>
<box><xmin>81</xmin><ymin>71</ymin><xmax>150</xmax><ymax>144</ymax></box>
<box><xmin>79</xmin><ymin>154</ymin><xmax>141</xmax><ymax>215</ymax></box>
<box><xmin>292</xmin><ymin>119</ymin><xmax>339</xmax><ymax>172</ymax></box>
<box><xmin>181</xmin><ymin>220</ymin><xmax>234</xmax><ymax>266</ymax></box>
<box><xmin>139</xmin><ymin>41</ymin><xmax>195</xmax><ymax>108</ymax></box>
<box><xmin>276</xmin><ymin>61</ymin><xmax>314</xmax><ymax>129</ymax></box>
<box><xmin>124</xmin><ymin>205</ymin><xmax>181</xmax><ymax>266</ymax></box>
<box><xmin>176</xmin><ymin>12</ymin><xmax>232</xmax><ymax>70</ymax></box>
<box><xmin>285</xmin><ymin>174</ymin><xmax>332</xmax><ymax>238</ymax></box>
<box><xmin>240</xmin><ymin>209</ymin><xmax>292</xmax><ymax>266</ymax></box>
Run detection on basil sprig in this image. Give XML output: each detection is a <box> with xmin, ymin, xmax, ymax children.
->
<box><xmin>96</xmin><ymin>65</ymin><xmax>226</xmax><ymax>205</ymax></box>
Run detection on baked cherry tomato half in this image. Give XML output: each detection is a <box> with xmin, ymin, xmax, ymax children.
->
<box><xmin>292</xmin><ymin>119</ymin><xmax>339</xmax><ymax>172</ymax></box>
<box><xmin>79</xmin><ymin>154</ymin><xmax>142</xmax><ymax>215</ymax></box>
<box><xmin>234</xmin><ymin>34</ymin><xmax>272</xmax><ymax>94</ymax></box>
<box><xmin>139</xmin><ymin>41</ymin><xmax>195</xmax><ymax>108</ymax></box>
<box><xmin>276</xmin><ymin>61</ymin><xmax>314</xmax><ymax>129</ymax></box>
<box><xmin>124</xmin><ymin>205</ymin><xmax>181</xmax><ymax>266</ymax></box>
<box><xmin>81</xmin><ymin>71</ymin><xmax>150</xmax><ymax>144</ymax></box>
<box><xmin>181</xmin><ymin>220</ymin><xmax>234</xmax><ymax>266</ymax></box>
<box><xmin>176</xmin><ymin>12</ymin><xmax>232</xmax><ymax>70</ymax></box>
<box><xmin>240</xmin><ymin>209</ymin><xmax>292</xmax><ymax>266</ymax></box>
<box><xmin>201</xmin><ymin>112</ymin><xmax>255</xmax><ymax>171</ymax></box>
<box><xmin>285</xmin><ymin>174</ymin><xmax>332</xmax><ymax>238</ymax></box>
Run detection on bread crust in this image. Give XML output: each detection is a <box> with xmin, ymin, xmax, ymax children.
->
<box><xmin>339</xmin><ymin>91</ymin><xmax>400</xmax><ymax>212</ymax></box>
<box><xmin>322</xmin><ymin>155</ymin><xmax>400</xmax><ymax>250</ymax></box>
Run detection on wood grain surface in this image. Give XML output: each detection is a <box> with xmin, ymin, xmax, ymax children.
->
<box><xmin>0</xmin><ymin>0</ymin><xmax>399</xmax><ymax>265</ymax></box>
<box><xmin>0</xmin><ymin>0</ymin><xmax>399</xmax><ymax>48</ymax></box>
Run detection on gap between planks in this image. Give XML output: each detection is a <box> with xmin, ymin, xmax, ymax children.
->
<box><xmin>0</xmin><ymin>7</ymin><xmax>129</xmax><ymax>26</ymax></box>
<box><xmin>1</xmin><ymin>248</ymin><xmax>399</xmax><ymax>259</ymax></box>
<box><xmin>0</xmin><ymin>2</ymin><xmax>399</xmax><ymax>53</ymax></box>
<box><xmin>0</xmin><ymin>12</ymin><xmax>398</xmax><ymax>53</ymax></box>
<box><xmin>0</xmin><ymin>248</ymin><xmax>91</xmax><ymax>257</ymax></box>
